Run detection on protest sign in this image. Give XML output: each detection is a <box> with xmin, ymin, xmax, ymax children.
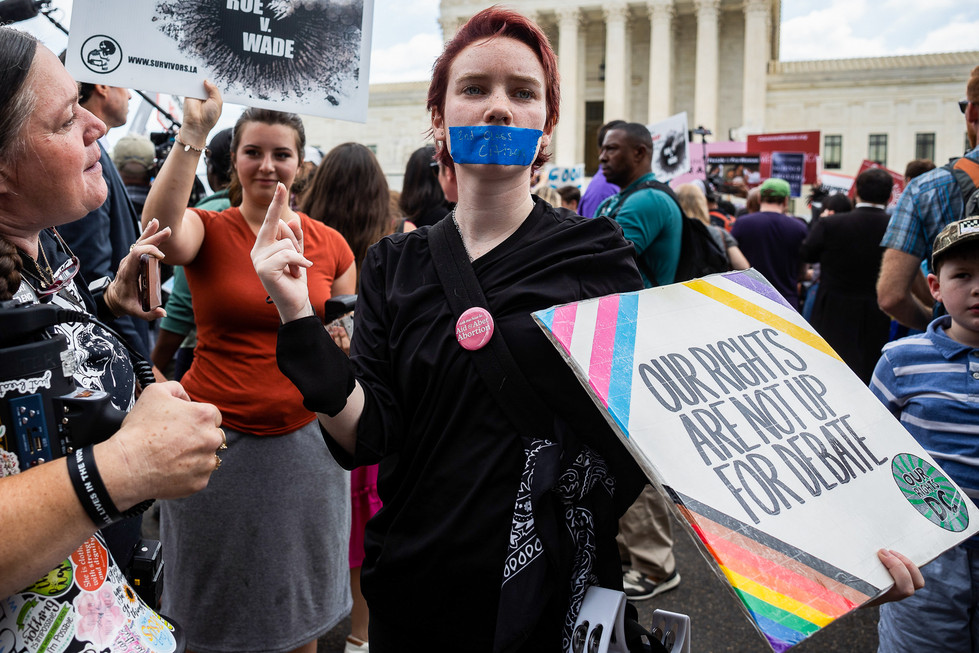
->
<box><xmin>544</xmin><ymin>164</ymin><xmax>585</xmax><ymax>189</ymax></box>
<box><xmin>748</xmin><ymin>132</ymin><xmax>820</xmax><ymax>185</ymax></box>
<box><xmin>670</xmin><ymin>140</ymin><xmax>748</xmax><ymax>189</ymax></box>
<box><xmin>702</xmin><ymin>154</ymin><xmax>763</xmax><ymax>197</ymax></box>
<box><xmin>818</xmin><ymin>172</ymin><xmax>855</xmax><ymax>196</ymax></box>
<box><xmin>708</xmin><ymin>155</ymin><xmax>761</xmax><ymax>178</ymax></box>
<box><xmin>646</xmin><ymin>112</ymin><xmax>690</xmax><ymax>182</ymax></box>
<box><xmin>533</xmin><ymin>270</ymin><xmax>979</xmax><ymax>652</ymax></box>
<box><xmin>851</xmin><ymin>160</ymin><xmax>906</xmax><ymax>210</ymax></box>
<box><xmin>66</xmin><ymin>0</ymin><xmax>374</xmax><ymax>122</ymax></box>
<box><xmin>770</xmin><ymin>152</ymin><xmax>805</xmax><ymax>197</ymax></box>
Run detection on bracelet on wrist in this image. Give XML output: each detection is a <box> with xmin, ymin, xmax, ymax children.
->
<box><xmin>66</xmin><ymin>447</ymin><xmax>122</xmax><ymax>528</ymax></box>
<box><xmin>174</xmin><ymin>134</ymin><xmax>209</xmax><ymax>156</ymax></box>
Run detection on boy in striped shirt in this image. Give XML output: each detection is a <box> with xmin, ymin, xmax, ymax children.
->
<box><xmin>873</xmin><ymin>217</ymin><xmax>979</xmax><ymax>652</ymax></box>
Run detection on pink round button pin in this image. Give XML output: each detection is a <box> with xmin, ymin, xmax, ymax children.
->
<box><xmin>455</xmin><ymin>307</ymin><xmax>495</xmax><ymax>351</ymax></box>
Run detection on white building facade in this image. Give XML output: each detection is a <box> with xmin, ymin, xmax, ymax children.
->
<box><xmin>303</xmin><ymin>0</ymin><xmax>977</xmax><ymax>188</ymax></box>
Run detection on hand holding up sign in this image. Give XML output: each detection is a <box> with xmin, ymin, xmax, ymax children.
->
<box><xmin>251</xmin><ymin>183</ymin><xmax>314</xmax><ymax>323</ymax></box>
<box><xmin>866</xmin><ymin>549</ymin><xmax>925</xmax><ymax>607</ymax></box>
<box><xmin>180</xmin><ymin>79</ymin><xmax>223</xmax><ymax>147</ymax></box>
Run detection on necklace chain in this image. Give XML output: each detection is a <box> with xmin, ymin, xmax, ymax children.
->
<box><xmin>18</xmin><ymin>228</ymin><xmax>75</xmax><ymax>287</ymax></box>
<box><xmin>35</xmin><ymin>240</ymin><xmax>54</xmax><ymax>282</ymax></box>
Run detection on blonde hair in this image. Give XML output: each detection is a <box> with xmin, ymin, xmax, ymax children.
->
<box><xmin>533</xmin><ymin>185</ymin><xmax>562</xmax><ymax>207</ymax></box>
<box><xmin>676</xmin><ymin>183</ymin><xmax>710</xmax><ymax>226</ymax></box>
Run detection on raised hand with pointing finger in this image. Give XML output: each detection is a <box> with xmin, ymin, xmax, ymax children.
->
<box><xmin>251</xmin><ymin>182</ymin><xmax>315</xmax><ymax>323</ymax></box>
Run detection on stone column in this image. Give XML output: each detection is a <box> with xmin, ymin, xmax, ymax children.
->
<box><xmin>439</xmin><ymin>15</ymin><xmax>465</xmax><ymax>42</ymax></box>
<box><xmin>694</xmin><ymin>0</ymin><xmax>720</xmax><ymax>134</ymax></box>
<box><xmin>647</xmin><ymin>0</ymin><xmax>675</xmax><ymax>123</ymax></box>
<box><xmin>742</xmin><ymin>0</ymin><xmax>770</xmax><ymax>132</ymax></box>
<box><xmin>603</xmin><ymin>3</ymin><xmax>630</xmax><ymax>123</ymax></box>
<box><xmin>576</xmin><ymin>19</ymin><xmax>587</xmax><ymax>164</ymax></box>
<box><xmin>438</xmin><ymin>15</ymin><xmax>451</xmax><ymax>41</ymax></box>
<box><xmin>555</xmin><ymin>7</ymin><xmax>581</xmax><ymax>165</ymax></box>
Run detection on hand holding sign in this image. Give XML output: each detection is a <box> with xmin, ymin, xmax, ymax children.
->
<box><xmin>868</xmin><ymin>549</ymin><xmax>925</xmax><ymax>607</ymax></box>
<box><xmin>180</xmin><ymin>80</ymin><xmax>223</xmax><ymax>147</ymax></box>
<box><xmin>251</xmin><ymin>183</ymin><xmax>313</xmax><ymax>323</ymax></box>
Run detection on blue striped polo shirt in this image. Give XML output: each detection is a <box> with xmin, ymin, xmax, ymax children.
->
<box><xmin>870</xmin><ymin>316</ymin><xmax>979</xmax><ymax>546</ymax></box>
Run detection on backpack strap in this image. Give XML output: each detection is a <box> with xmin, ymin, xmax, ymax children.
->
<box><xmin>602</xmin><ymin>178</ymin><xmax>687</xmax><ymax>286</ymax></box>
<box><xmin>944</xmin><ymin>157</ymin><xmax>979</xmax><ymax>208</ymax></box>
<box><xmin>953</xmin><ymin>157</ymin><xmax>979</xmax><ymax>185</ymax></box>
<box><xmin>427</xmin><ymin>218</ymin><xmax>550</xmax><ymax>437</ymax></box>
<box><xmin>604</xmin><ymin>178</ymin><xmax>684</xmax><ymax>221</ymax></box>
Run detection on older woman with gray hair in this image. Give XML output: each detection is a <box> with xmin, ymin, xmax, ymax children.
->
<box><xmin>0</xmin><ymin>25</ymin><xmax>223</xmax><ymax>644</ymax></box>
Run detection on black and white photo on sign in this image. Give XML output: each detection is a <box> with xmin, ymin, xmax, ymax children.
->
<box><xmin>65</xmin><ymin>0</ymin><xmax>373</xmax><ymax>121</ymax></box>
<box><xmin>646</xmin><ymin>112</ymin><xmax>691</xmax><ymax>182</ymax></box>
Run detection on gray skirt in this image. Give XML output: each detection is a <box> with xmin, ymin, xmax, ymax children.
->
<box><xmin>160</xmin><ymin>420</ymin><xmax>351</xmax><ymax>653</ymax></box>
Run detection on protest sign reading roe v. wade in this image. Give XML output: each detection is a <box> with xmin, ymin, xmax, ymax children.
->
<box><xmin>65</xmin><ymin>0</ymin><xmax>374</xmax><ymax>121</ymax></box>
<box><xmin>533</xmin><ymin>270</ymin><xmax>979</xmax><ymax>652</ymax></box>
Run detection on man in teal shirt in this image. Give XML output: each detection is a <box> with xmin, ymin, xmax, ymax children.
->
<box><xmin>595</xmin><ymin>122</ymin><xmax>682</xmax><ymax>287</ymax></box>
<box><xmin>594</xmin><ymin>122</ymin><xmax>683</xmax><ymax>601</ymax></box>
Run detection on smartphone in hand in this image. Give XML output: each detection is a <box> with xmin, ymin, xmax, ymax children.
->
<box><xmin>324</xmin><ymin>294</ymin><xmax>357</xmax><ymax>338</ymax></box>
<box><xmin>324</xmin><ymin>294</ymin><xmax>357</xmax><ymax>323</ymax></box>
<box><xmin>138</xmin><ymin>254</ymin><xmax>162</xmax><ymax>312</ymax></box>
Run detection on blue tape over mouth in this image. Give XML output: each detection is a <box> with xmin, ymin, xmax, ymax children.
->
<box><xmin>448</xmin><ymin>125</ymin><xmax>544</xmax><ymax>166</ymax></box>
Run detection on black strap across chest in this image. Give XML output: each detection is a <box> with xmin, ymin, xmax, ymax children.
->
<box><xmin>427</xmin><ymin>217</ymin><xmax>551</xmax><ymax>438</ymax></box>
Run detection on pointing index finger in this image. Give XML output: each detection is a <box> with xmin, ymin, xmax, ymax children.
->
<box><xmin>256</xmin><ymin>182</ymin><xmax>289</xmax><ymax>247</ymax></box>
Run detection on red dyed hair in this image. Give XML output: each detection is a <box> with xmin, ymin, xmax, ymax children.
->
<box><xmin>428</xmin><ymin>6</ymin><xmax>560</xmax><ymax>170</ymax></box>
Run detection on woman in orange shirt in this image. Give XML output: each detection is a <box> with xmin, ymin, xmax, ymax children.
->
<box><xmin>143</xmin><ymin>95</ymin><xmax>355</xmax><ymax>653</ymax></box>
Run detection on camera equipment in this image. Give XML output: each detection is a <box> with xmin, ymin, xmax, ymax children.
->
<box><xmin>687</xmin><ymin>126</ymin><xmax>713</xmax><ymax>188</ymax></box>
<box><xmin>570</xmin><ymin>586</ymin><xmax>689</xmax><ymax>653</ymax></box>
<box><xmin>129</xmin><ymin>538</ymin><xmax>165</xmax><ymax>607</ymax></box>
<box><xmin>0</xmin><ymin>0</ymin><xmax>45</xmax><ymax>22</ymax></box>
<box><xmin>0</xmin><ymin>298</ymin><xmax>153</xmax><ymax>475</ymax></box>
<box><xmin>0</xmin><ymin>300</ymin><xmax>129</xmax><ymax>471</ymax></box>
<box><xmin>0</xmin><ymin>298</ymin><xmax>168</xmax><ymax>601</ymax></box>
<box><xmin>324</xmin><ymin>294</ymin><xmax>357</xmax><ymax>323</ymax></box>
<box><xmin>150</xmin><ymin>129</ymin><xmax>179</xmax><ymax>164</ymax></box>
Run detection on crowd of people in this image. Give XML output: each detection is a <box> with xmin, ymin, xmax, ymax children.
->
<box><xmin>4</xmin><ymin>5</ymin><xmax>977</xmax><ymax>652</ymax></box>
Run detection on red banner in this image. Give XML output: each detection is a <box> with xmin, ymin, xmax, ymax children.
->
<box><xmin>747</xmin><ymin>131</ymin><xmax>821</xmax><ymax>185</ymax></box>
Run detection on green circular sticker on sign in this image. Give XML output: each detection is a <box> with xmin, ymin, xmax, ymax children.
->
<box><xmin>892</xmin><ymin>453</ymin><xmax>969</xmax><ymax>532</ymax></box>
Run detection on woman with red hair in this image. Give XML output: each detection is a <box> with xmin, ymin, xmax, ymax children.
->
<box><xmin>257</xmin><ymin>13</ymin><xmax>642</xmax><ymax>649</ymax></box>
<box><xmin>254</xmin><ymin>7</ymin><xmax>920</xmax><ymax>652</ymax></box>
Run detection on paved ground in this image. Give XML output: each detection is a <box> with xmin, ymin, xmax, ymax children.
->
<box><xmin>316</xmin><ymin>513</ymin><xmax>882</xmax><ymax>652</ymax></box>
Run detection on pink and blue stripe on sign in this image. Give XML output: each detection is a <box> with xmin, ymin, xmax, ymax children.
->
<box><xmin>547</xmin><ymin>303</ymin><xmax>578</xmax><ymax>352</ymax></box>
<box><xmin>535</xmin><ymin>292</ymin><xmax>640</xmax><ymax>434</ymax></box>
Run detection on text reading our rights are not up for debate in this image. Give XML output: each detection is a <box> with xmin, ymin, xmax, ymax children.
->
<box><xmin>637</xmin><ymin>328</ymin><xmax>889</xmax><ymax>525</ymax></box>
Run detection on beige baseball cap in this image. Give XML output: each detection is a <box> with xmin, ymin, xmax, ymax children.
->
<box><xmin>932</xmin><ymin>216</ymin><xmax>979</xmax><ymax>268</ymax></box>
<box><xmin>111</xmin><ymin>134</ymin><xmax>156</xmax><ymax>171</ymax></box>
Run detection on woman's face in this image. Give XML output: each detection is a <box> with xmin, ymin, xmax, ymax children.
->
<box><xmin>433</xmin><ymin>36</ymin><xmax>551</xmax><ymax>167</ymax></box>
<box><xmin>1</xmin><ymin>47</ymin><xmax>107</xmax><ymax>230</ymax></box>
<box><xmin>231</xmin><ymin>121</ymin><xmax>301</xmax><ymax>207</ymax></box>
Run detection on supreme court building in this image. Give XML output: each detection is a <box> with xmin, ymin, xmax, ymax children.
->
<box><xmin>303</xmin><ymin>0</ymin><xmax>978</xmax><ymax>187</ymax></box>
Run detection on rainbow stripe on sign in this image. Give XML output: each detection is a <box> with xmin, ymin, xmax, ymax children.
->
<box><xmin>673</xmin><ymin>492</ymin><xmax>878</xmax><ymax>652</ymax></box>
<box><xmin>536</xmin><ymin>292</ymin><xmax>640</xmax><ymax>434</ymax></box>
